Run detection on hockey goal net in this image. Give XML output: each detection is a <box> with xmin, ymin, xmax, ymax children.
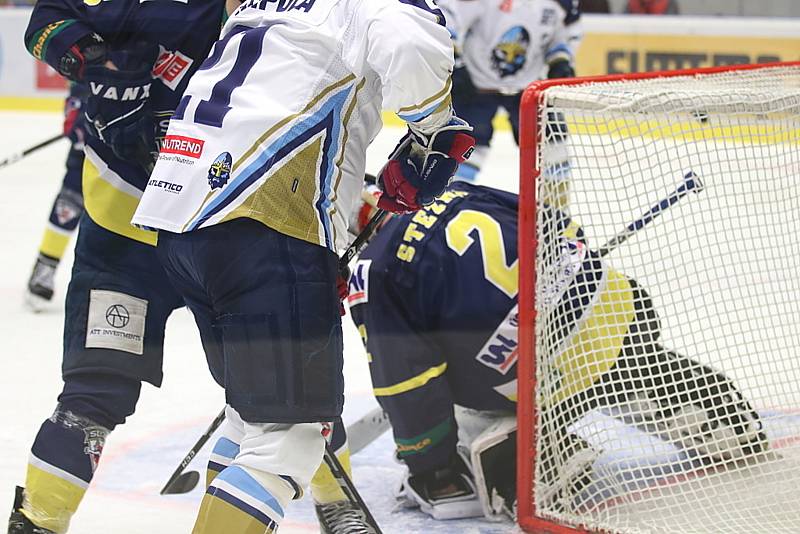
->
<box><xmin>517</xmin><ymin>62</ymin><xmax>800</xmax><ymax>534</ymax></box>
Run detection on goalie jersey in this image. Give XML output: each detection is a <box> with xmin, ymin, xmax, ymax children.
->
<box><xmin>25</xmin><ymin>0</ymin><xmax>226</xmax><ymax>245</ymax></box>
<box><xmin>348</xmin><ymin>182</ymin><xmax>635</xmax><ymax>473</ymax></box>
<box><xmin>436</xmin><ymin>0</ymin><xmax>582</xmax><ymax>94</ymax></box>
<box><xmin>132</xmin><ymin>0</ymin><xmax>455</xmax><ymax>252</ymax></box>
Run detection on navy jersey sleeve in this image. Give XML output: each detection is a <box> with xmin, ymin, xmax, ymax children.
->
<box><xmin>348</xmin><ymin>226</ymin><xmax>459</xmax><ymax>475</ymax></box>
<box><xmin>25</xmin><ymin>0</ymin><xmax>139</xmax><ymax>70</ymax></box>
<box><xmin>25</xmin><ymin>1</ymin><xmax>101</xmax><ymax>69</ymax></box>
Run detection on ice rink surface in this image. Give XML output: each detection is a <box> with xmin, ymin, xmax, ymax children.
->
<box><xmin>0</xmin><ymin>110</ymin><xmax>521</xmax><ymax>534</ymax></box>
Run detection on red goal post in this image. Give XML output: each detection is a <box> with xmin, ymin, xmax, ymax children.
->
<box><xmin>516</xmin><ymin>61</ymin><xmax>800</xmax><ymax>533</ymax></box>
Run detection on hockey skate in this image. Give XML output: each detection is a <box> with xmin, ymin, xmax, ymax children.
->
<box><xmin>25</xmin><ymin>255</ymin><xmax>57</xmax><ymax>312</ymax></box>
<box><xmin>315</xmin><ymin>500</ymin><xmax>374</xmax><ymax>534</ymax></box>
<box><xmin>7</xmin><ymin>487</ymin><xmax>54</xmax><ymax>534</ymax></box>
<box><xmin>395</xmin><ymin>453</ymin><xmax>484</xmax><ymax>520</ymax></box>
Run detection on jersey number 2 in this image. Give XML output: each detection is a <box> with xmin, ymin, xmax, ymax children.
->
<box><xmin>445</xmin><ymin>210</ymin><xmax>519</xmax><ymax>298</ymax></box>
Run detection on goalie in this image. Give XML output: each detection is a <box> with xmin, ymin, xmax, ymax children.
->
<box><xmin>346</xmin><ymin>180</ymin><xmax>768</xmax><ymax>521</ymax></box>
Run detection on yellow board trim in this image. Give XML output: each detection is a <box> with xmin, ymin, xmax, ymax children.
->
<box><xmin>0</xmin><ymin>96</ymin><xmax>63</xmax><ymax>113</ymax></box>
<box><xmin>565</xmin><ymin>116</ymin><xmax>800</xmax><ymax>146</ymax></box>
<box><xmin>24</xmin><ymin>464</ymin><xmax>86</xmax><ymax>534</ymax></box>
<box><xmin>373</xmin><ymin>362</ymin><xmax>448</xmax><ymax>397</ymax></box>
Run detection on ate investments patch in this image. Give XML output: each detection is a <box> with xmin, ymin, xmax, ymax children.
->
<box><xmin>85</xmin><ymin>290</ymin><xmax>148</xmax><ymax>355</ymax></box>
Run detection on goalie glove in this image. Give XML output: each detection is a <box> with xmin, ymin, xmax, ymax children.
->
<box><xmin>377</xmin><ymin>117</ymin><xmax>476</xmax><ymax>213</ymax></box>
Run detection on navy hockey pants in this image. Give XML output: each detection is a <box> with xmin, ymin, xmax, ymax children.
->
<box><xmin>156</xmin><ymin>218</ymin><xmax>344</xmax><ymax>424</ymax></box>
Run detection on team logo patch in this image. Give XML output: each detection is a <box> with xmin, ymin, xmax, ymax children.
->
<box><xmin>475</xmin><ymin>305</ymin><xmax>519</xmax><ymax>375</ymax></box>
<box><xmin>105</xmin><ymin>304</ymin><xmax>130</xmax><ymax>328</ymax></box>
<box><xmin>54</xmin><ymin>198</ymin><xmax>80</xmax><ymax>225</ymax></box>
<box><xmin>208</xmin><ymin>152</ymin><xmax>233</xmax><ymax>190</ymax></box>
<box><xmin>160</xmin><ymin>135</ymin><xmax>204</xmax><ymax>158</ymax></box>
<box><xmin>347</xmin><ymin>259</ymin><xmax>372</xmax><ymax>306</ymax></box>
<box><xmin>491</xmin><ymin>26</ymin><xmax>530</xmax><ymax>77</ymax></box>
<box><xmin>83</xmin><ymin>426</ymin><xmax>108</xmax><ymax>473</ymax></box>
<box><xmin>85</xmin><ymin>290</ymin><xmax>148</xmax><ymax>355</ymax></box>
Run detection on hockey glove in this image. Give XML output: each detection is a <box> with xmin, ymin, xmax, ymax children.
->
<box><xmin>378</xmin><ymin>118</ymin><xmax>475</xmax><ymax>212</ymax></box>
<box><xmin>83</xmin><ymin>50</ymin><xmax>157</xmax><ymax>172</ymax></box>
<box><xmin>547</xmin><ymin>58</ymin><xmax>576</xmax><ymax>80</ymax></box>
<box><xmin>336</xmin><ymin>268</ymin><xmax>350</xmax><ymax>317</ymax></box>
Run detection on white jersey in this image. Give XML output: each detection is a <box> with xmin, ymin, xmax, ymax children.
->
<box><xmin>132</xmin><ymin>0</ymin><xmax>454</xmax><ymax>252</ymax></box>
<box><xmin>437</xmin><ymin>0</ymin><xmax>582</xmax><ymax>94</ymax></box>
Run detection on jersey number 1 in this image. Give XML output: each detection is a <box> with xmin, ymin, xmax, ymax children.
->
<box><xmin>173</xmin><ymin>25</ymin><xmax>269</xmax><ymax>128</ymax></box>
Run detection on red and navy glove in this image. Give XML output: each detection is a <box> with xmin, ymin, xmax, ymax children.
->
<box><xmin>336</xmin><ymin>267</ymin><xmax>350</xmax><ymax>317</ymax></box>
<box><xmin>378</xmin><ymin>117</ymin><xmax>476</xmax><ymax>213</ymax></box>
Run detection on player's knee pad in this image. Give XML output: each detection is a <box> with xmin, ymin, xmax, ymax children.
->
<box><xmin>57</xmin><ymin>373</ymin><xmax>141</xmax><ymax>430</ymax></box>
<box><xmin>206</xmin><ymin>406</ymin><xmax>246</xmax><ymax>488</ymax></box>
<box><xmin>217</xmin><ymin>302</ymin><xmax>343</xmax><ymax>424</ymax></box>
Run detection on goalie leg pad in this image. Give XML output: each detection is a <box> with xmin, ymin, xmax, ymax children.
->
<box><xmin>537</xmin><ymin>430</ymin><xmax>600</xmax><ymax>514</ymax></box>
<box><xmin>469</xmin><ymin>416</ymin><xmax>517</xmax><ymax>520</ymax></box>
<box><xmin>608</xmin><ymin>348</ymin><xmax>768</xmax><ymax>463</ymax></box>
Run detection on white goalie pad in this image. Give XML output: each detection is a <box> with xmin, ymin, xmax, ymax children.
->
<box><xmin>469</xmin><ymin>415</ymin><xmax>517</xmax><ymax>520</ymax></box>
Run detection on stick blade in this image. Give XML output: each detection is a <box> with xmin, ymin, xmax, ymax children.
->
<box><xmin>685</xmin><ymin>171</ymin><xmax>705</xmax><ymax>193</ymax></box>
<box><xmin>161</xmin><ymin>470</ymin><xmax>201</xmax><ymax>495</ymax></box>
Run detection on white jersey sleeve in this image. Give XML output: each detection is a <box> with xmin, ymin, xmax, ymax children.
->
<box><xmin>132</xmin><ymin>0</ymin><xmax>454</xmax><ymax>252</ymax></box>
<box><xmin>343</xmin><ymin>0</ymin><xmax>454</xmax><ymax>130</ymax></box>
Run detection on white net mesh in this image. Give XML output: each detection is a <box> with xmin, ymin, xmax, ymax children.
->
<box><xmin>531</xmin><ymin>65</ymin><xmax>800</xmax><ymax>534</ymax></box>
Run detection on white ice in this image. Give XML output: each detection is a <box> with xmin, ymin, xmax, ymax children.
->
<box><xmin>0</xmin><ymin>110</ymin><xmax>521</xmax><ymax>534</ymax></box>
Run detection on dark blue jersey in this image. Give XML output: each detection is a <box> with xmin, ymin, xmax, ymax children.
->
<box><xmin>25</xmin><ymin>0</ymin><xmax>226</xmax><ymax>244</ymax></box>
<box><xmin>348</xmin><ymin>182</ymin><xmax>521</xmax><ymax>473</ymax></box>
<box><xmin>348</xmin><ymin>182</ymin><xmax>635</xmax><ymax>474</ymax></box>
<box><xmin>25</xmin><ymin>0</ymin><xmax>226</xmax><ymax>191</ymax></box>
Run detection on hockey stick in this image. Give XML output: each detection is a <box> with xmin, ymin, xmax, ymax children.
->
<box><xmin>346</xmin><ymin>406</ymin><xmax>391</xmax><ymax>454</ymax></box>
<box><xmin>597</xmin><ymin>171</ymin><xmax>704</xmax><ymax>257</ymax></box>
<box><xmin>323</xmin><ymin>440</ymin><xmax>384</xmax><ymax>534</ymax></box>
<box><xmin>0</xmin><ymin>133</ymin><xmax>64</xmax><ymax>170</ymax></box>
<box><xmin>160</xmin><ymin>408</ymin><xmax>226</xmax><ymax>495</ymax></box>
<box><xmin>339</xmin><ymin>208</ymin><xmax>388</xmax><ymax>275</ymax></box>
